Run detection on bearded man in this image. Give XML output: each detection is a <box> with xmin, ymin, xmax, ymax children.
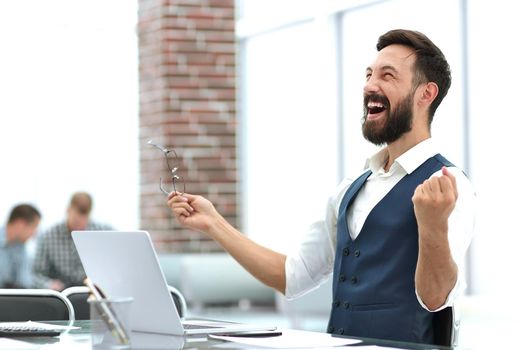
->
<box><xmin>166</xmin><ymin>29</ymin><xmax>476</xmax><ymax>345</ymax></box>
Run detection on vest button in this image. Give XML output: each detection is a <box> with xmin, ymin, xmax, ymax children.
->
<box><xmin>351</xmin><ymin>276</ymin><xmax>357</xmax><ymax>284</ymax></box>
<box><xmin>339</xmin><ymin>274</ymin><xmax>346</xmax><ymax>282</ymax></box>
<box><xmin>328</xmin><ymin>326</ymin><xmax>335</xmax><ymax>333</ymax></box>
<box><xmin>343</xmin><ymin>301</ymin><xmax>350</xmax><ymax>309</ymax></box>
<box><xmin>333</xmin><ymin>300</ymin><xmax>341</xmax><ymax>308</ymax></box>
<box><xmin>337</xmin><ymin>328</ymin><xmax>344</xmax><ymax>335</ymax></box>
<box><xmin>343</xmin><ymin>247</ymin><xmax>350</xmax><ymax>256</ymax></box>
<box><xmin>354</xmin><ymin>250</ymin><xmax>360</xmax><ymax>257</ymax></box>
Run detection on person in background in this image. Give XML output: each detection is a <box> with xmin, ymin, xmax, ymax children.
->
<box><xmin>167</xmin><ymin>29</ymin><xmax>476</xmax><ymax>344</ymax></box>
<box><xmin>32</xmin><ymin>191</ymin><xmax>112</xmax><ymax>290</ymax></box>
<box><xmin>0</xmin><ymin>204</ymin><xmax>41</xmax><ymax>288</ymax></box>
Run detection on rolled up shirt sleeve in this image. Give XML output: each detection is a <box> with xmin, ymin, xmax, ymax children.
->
<box><xmin>285</xmin><ymin>179</ymin><xmax>353</xmax><ymax>299</ymax></box>
<box><xmin>416</xmin><ymin>167</ymin><xmax>477</xmax><ymax>311</ymax></box>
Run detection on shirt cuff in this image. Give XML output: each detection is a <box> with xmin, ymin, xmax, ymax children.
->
<box><xmin>285</xmin><ymin>254</ymin><xmax>329</xmax><ymax>300</ymax></box>
<box><xmin>415</xmin><ymin>274</ymin><xmax>463</xmax><ymax>312</ymax></box>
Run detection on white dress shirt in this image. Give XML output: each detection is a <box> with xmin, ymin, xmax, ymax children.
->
<box><xmin>285</xmin><ymin>138</ymin><xmax>476</xmax><ymax>311</ymax></box>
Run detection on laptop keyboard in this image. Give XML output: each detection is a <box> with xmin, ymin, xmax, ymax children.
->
<box><xmin>183</xmin><ymin>323</ymin><xmax>221</xmax><ymax>330</ymax></box>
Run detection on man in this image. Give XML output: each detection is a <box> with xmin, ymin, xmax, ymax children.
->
<box><xmin>32</xmin><ymin>192</ymin><xmax>113</xmax><ymax>290</ymax></box>
<box><xmin>0</xmin><ymin>204</ymin><xmax>41</xmax><ymax>288</ymax></box>
<box><xmin>167</xmin><ymin>29</ymin><xmax>475</xmax><ymax>344</ymax></box>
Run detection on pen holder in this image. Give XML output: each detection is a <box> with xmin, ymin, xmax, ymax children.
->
<box><xmin>89</xmin><ymin>297</ymin><xmax>133</xmax><ymax>349</ymax></box>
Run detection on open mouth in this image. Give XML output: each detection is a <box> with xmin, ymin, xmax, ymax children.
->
<box><xmin>364</xmin><ymin>94</ymin><xmax>389</xmax><ymax>120</ymax></box>
<box><xmin>367</xmin><ymin>101</ymin><xmax>387</xmax><ymax>116</ymax></box>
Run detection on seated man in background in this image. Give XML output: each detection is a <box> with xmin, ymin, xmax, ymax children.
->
<box><xmin>0</xmin><ymin>204</ymin><xmax>41</xmax><ymax>288</ymax></box>
<box><xmin>32</xmin><ymin>191</ymin><xmax>112</xmax><ymax>291</ymax></box>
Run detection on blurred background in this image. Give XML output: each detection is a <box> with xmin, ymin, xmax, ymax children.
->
<box><xmin>1</xmin><ymin>0</ymin><xmax>522</xmax><ymax>348</ymax></box>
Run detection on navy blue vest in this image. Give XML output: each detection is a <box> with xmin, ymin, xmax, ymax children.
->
<box><xmin>327</xmin><ymin>154</ymin><xmax>453</xmax><ymax>344</ymax></box>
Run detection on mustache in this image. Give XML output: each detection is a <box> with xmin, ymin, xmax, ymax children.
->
<box><xmin>363</xmin><ymin>93</ymin><xmax>390</xmax><ymax>110</ymax></box>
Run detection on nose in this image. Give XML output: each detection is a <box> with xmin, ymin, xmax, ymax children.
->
<box><xmin>363</xmin><ymin>75</ymin><xmax>380</xmax><ymax>95</ymax></box>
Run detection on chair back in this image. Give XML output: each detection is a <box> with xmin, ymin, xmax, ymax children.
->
<box><xmin>433</xmin><ymin>306</ymin><xmax>460</xmax><ymax>347</ymax></box>
<box><xmin>0</xmin><ymin>289</ymin><xmax>75</xmax><ymax>323</ymax></box>
<box><xmin>61</xmin><ymin>286</ymin><xmax>91</xmax><ymax>320</ymax></box>
<box><xmin>168</xmin><ymin>285</ymin><xmax>187</xmax><ymax>318</ymax></box>
<box><xmin>61</xmin><ymin>285</ymin><xmax>187</xmax><ymax>319</ymax></box>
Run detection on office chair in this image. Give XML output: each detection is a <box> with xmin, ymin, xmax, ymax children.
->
<box><xmin>0</xmin><ymin>289</ymin><xmax>75</xmax><ymax>323</ymax></box>
<box><xmin>62</xmin><ymin>285</ymin><xmax>188</xmax><ymax>319</ymax></box>
<box><xmin>433</xmin><ymin>306</ymin><xmax>460</xmax><ymax>347</ymax></box>
<box><xmin>168</xmin><ymin>285</ymin><xmax>188</xmax><ymax>318</ymax></box>
<box><xmin>61</xmin><ymin>286</ymin><xmax>91</xmax><ymax>320</ymax></box>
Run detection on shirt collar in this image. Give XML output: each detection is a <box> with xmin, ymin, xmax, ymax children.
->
<box><xmin>365</xmin><ymin>138</ymin><xmax>439</xmax><ymax>175</ymax></box>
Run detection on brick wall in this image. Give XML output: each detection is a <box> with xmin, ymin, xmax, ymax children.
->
<box><xmin>138</xmin><ymin>0</ymin><xmax>236</xmax><ymax>252</ymax></box>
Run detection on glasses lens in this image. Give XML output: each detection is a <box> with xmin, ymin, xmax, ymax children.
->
<box><xmin>173</xmin><ymin>174</ymin><xmax>186</xmax><ymax>194</ymax></box>
<box><xmin>166</xmin><ymin>150</ymin><xmax>185</xmax><ymax>194</ymax></box>
<box><xmin>149</xmin><ymin>140</ymin><xmax>186</xmax><ymax>195</ymax></box>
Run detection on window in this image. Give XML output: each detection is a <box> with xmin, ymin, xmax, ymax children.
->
<box><xmin>240</xmin><ymin>21</ymin><xmax>339</xmax><ymax>252</ymax></box>
<box><xmin>0</xmin><ymin>1</ymin><xmax>139</xmax><ymax>230</ymax></box>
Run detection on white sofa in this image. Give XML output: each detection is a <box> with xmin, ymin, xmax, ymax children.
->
<box><xmin>158</xmin><ymin>253</ymin><xmax>275</xmax><ymax>309</ymax></box>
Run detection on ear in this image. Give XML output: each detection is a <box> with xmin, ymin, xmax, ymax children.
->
<box><xmin>418</xmin><ymin>82</ymin><xmax>439</xmax><ymax>108</ymax></box>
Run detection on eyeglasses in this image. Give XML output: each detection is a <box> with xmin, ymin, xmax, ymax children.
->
<box><xmin>147</xmin><ymin>140</ymin><xmax>186</xmax><ymax>195</ymax></box>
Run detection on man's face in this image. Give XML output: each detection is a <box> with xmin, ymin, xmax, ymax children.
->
<box><xmin>13</xmin><ymin>219</ymin><xmax>40</xmax><ymax>243</ymax></box>
<box><xmin>361</xmin><ymin>44</ymin><xmax>418</xmax><ymax>145</ymax></box>
<box><xmin>67</xmin><ymin>207</ymin><xmax>89</xmax><ymax>231</ymax></box>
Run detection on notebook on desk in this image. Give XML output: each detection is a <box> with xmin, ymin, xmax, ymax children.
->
<box><xmin>72</xmin><ymin>230</ymin><xmax>276</xmax><ymax>336</ymax></box>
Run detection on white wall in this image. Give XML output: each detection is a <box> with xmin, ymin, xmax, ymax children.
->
<box><xmin>0</xmin><ymin>1</ymin><xmax>139</xmax><ymax>234</ymax></box>
<box><xmin>340</xmin><ymin>0</ymin><xmax>466</xmax><ymax>176</ymax></box>
<box><xmin>238</xmin><ymin>0</ymin><xmax>467</xmax><ymax>262</ymax></box>
<box><xmin>467</xmin><ymin>0</ymin><xmax>525</xmax><ymax>297</ymax></box>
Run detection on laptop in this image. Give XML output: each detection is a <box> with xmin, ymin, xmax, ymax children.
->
<box><xmin>72</xmin><ymin>230</ymin><xmax>276</xmax><ymax>336</ymax></box>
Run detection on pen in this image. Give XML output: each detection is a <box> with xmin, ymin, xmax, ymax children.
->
<box><xmin>84</xmin><ymin>278</ymin><xmax>130</xmax><ymax>345</ymax></box>
<box><xmin>215</xmin><ymin>331</ymin><xmax>282</xmax><ymax>338</ymax></box>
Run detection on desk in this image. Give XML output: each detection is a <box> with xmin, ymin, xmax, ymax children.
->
<box><xmin>1</xmin><ymin>320</ymin><xmax>454</xmax><ymax>350</ymax></box>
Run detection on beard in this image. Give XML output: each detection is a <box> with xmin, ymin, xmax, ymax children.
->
<box><xmin>361</xmin><ymin>92</ymin><xmax>414</xmax><ymax>146</ymax></box>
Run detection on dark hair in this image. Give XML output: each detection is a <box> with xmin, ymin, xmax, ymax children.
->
<box><xmin>69</xmin><ymin>191</ymin><xmax>93</xmax><ymax>215</ymax></box>
<box><xmin>8</xmin><ymin>204</ymin><xmax>41</xmax><ymax>224</ymax></box>
<box><xmin>377</xmin><ymin>29</ymin><xmax>451</xmax><ymax>123</ymax></box>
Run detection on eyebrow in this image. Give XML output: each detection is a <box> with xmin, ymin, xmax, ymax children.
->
<box><xmin>366</xmin><ymin>65</ymin><xmax>399</xmax><ymax>75</ymax></box>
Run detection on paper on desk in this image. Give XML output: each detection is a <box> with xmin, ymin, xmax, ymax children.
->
<box><xmin>0</xmin><ymin>338</ymin><xmax>40</xmax><ymax>349</ymax></box>
<box><xmin>0</xmin><ymin>320</ymin><xmax>80</xmax><ymax>331</ymax></box>
<box><xmin>345</xmin><ymin>346</ymin><xmax>399</xmax><ymax>349</ymax></box>
<box><xmin>210</xmin><ymin>329</ymin><xmax>361</xmax><ymax>348</ymax></box>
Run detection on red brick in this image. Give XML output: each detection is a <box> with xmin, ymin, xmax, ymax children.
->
<box><xmin>138</xmin><ymin>0</ymin><xmax>237</xmax><ymax>252</ymax></box>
